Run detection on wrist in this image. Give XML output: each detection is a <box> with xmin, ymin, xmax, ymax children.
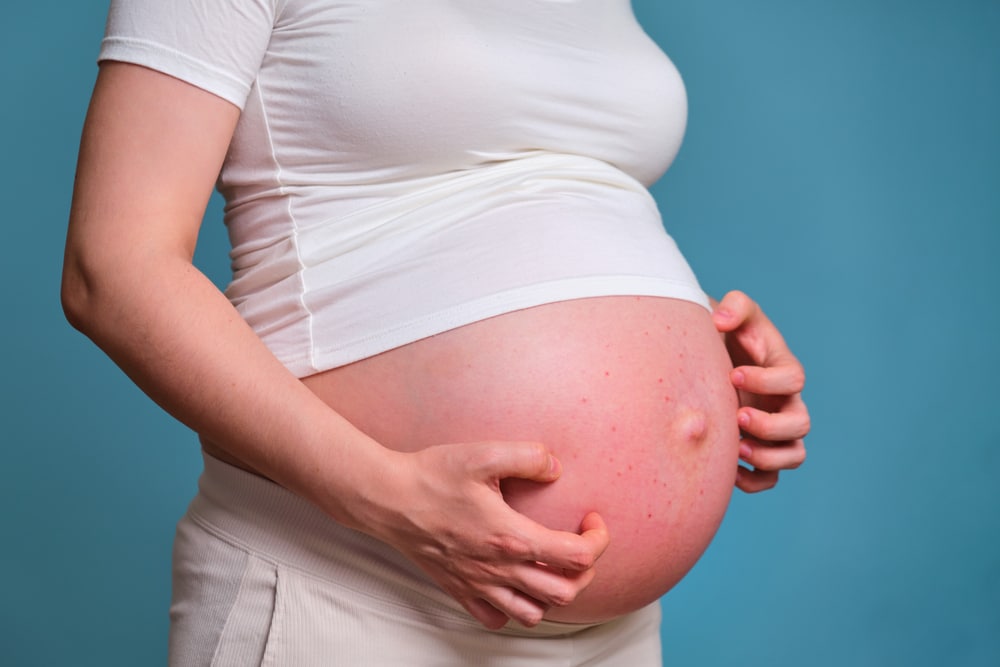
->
<box><xmin>254</xmin><ymin>409</ymin><xmax>405</xmax><ymax>538</ymax></box>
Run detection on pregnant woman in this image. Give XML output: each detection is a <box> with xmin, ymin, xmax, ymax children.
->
<box><xmin>62</xmin><ymin>1</ymin><xmax>808</xmax><ymax>665</ymax></box>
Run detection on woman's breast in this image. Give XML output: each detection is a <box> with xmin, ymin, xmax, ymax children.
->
<box><xmin>303</xmin><ymin>295</ymin><xmax>740</xmax><ymax>622</ymax></box>
<box><xmin>248</xmin><ymin>1</ymin><xmax>684</xmax><ymax>187</ymax></box>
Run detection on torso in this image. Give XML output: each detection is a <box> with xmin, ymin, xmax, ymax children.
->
<box><xmin>219</xmin><ymin>1</ymin><xmax>695</xmax><ymax>378</ymax></box>
<box><xmin>192</xmin><ymin>0</ymin><xmax>738</xmax><ymax>624</ymax></box>
<box><xmin>298</xmin><ymin>295</ymin><xmax>740</xmax><ymax>622</ymax></box>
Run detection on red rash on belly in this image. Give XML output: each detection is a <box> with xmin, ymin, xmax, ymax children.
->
<box><xmin>302</xmin><ymin>296</ymin><xmax>741</xmax><ymax>623</ymax></box>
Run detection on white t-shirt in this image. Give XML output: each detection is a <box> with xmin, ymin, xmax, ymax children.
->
<box><xmin>100</xmin><ymin>0</ymin><xmax>707</xmax><ymax>376</ymax></box>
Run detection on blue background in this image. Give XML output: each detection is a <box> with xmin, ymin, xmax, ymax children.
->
<box><xmin>3</xmin><ymin>1</ymin><xmax>998</xmax><ymax>664</ymax></box>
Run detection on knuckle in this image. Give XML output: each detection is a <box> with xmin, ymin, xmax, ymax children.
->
<box><xmin>548</xmin><ymin>583</ymin><xmax>577</xmax><ymax>608</ymax></box>
<box><xmin>473</xmin><ymin>443</ymin><xmax>504</xmax><ymax>468</ymax></box>
<box><xmin>523</xmin><ymin>441</ymin><xmax>550</xmax><ymax>470</ymax></box>
<box><xmin>732</xmin><ymin>290</ymin><xmax>755</xmax><ymax>313</ymax></box>
<box><xmin>789</xmin><ymin>367</ymin><xmax>806</xmax><ymax>392</ymax></box>
<box><xmin>478</xmin><ymin>441</ymin><xmax>548</xmax><ymax>476</ymax></box>
<box><xmin>793</xmin><ymin>443</ymin><xmax>807</xmax><ymax>467</ymax></box>
<box><xmin>567</xmin><ymin>547</ymin><xmax>596</xmax><ymax>571</ymax></box>
<box><xmin>726</xmin><ymin>289</ymin><xmax>747</xmax><ymax>304</ymax></box>
<box><xmin>486</xmin><ymin>532</ymin><xmax>532</xmax><ymax>560</ymax></box>
<box><xmin>799</xmin><ymin>414</ymin><xmax>812</xmax><ymax>437</ymax></box>
<box><xmin>521</xmin><ymin>609</ymin><xmax>544</xmax><ymax>627</ymax></box>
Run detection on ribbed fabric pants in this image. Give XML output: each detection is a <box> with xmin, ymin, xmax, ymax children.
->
<box><xmin>167</xmin><ymin>454</ymin><xmax>662</xmax><ymax>666</ymax></box>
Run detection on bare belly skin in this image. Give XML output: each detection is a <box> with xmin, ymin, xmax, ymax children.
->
<box><xmin>299</xmin><ymin>295</ymin><xmax>741</xmax><ymax>622</ymax></box>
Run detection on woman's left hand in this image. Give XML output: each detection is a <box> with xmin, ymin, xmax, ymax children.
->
<box><xmin>712</xmin><ymin>291</ymin><xmax>810</xmax><ymax>493</ymax></box>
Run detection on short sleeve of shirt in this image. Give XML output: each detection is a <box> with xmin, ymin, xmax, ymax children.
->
<box><xmin>98</xmin><ymin>0</ymin><xmax>278</xmax><ymax>110</ymax></box>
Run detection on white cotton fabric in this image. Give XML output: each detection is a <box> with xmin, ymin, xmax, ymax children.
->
<box><xmin>169</xmin><ymin>454</ymin><xmax>664</xmax><ymax>665</ymax></box>
<box><xmin>100</xmin><ymin>0</ymin><xmax>707</xmax><ymax>376</ymax></box>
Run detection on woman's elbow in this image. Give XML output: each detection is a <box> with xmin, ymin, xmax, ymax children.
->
<box><xmin>61</xmin><ymin>252</ymin><xmax>97</xmax><ymax>334</ymax></box>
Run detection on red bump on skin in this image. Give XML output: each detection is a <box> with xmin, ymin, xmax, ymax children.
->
<box><xmin>604</xmin><ymin>371</ymin><xmax>610</xmax><ymax>377</ymax></box>
<box><xmin>611</xmin><ymin>425</ymin><xmax>617</xmax><ymax>432</ymax></box>
<box><xmin>678</xmin><ymin>409</ymin><xmax>708</xmax><ymax>444</ymax></box>
<box><xmin>647</xmin><ymin>513</ymin><xmax>653</xmax><ymax>519</ymax></box>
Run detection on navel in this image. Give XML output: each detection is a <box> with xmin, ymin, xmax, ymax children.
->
<box><xmin>676</xmin><ymin>408</ymin><xmax>708</xmax><ymax>445</ymax></box>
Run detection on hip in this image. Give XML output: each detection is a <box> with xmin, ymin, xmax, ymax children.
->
<box><xmin>168</xmin><ymin>453</ymin><xmax>662</xmax><ymax>666</ymax></box>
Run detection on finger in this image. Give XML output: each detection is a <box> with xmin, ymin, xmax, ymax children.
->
<box><xmin>739</xmin><ymin>437</ymin><xmax>807</xmax><ymax>472</ymax></box>
<box><xmin>489</xmin><ymin>519</ymin><xmax>605</xmax><ymax>612</ymax></box>
<box><xmin>463</xmin><ymin>597</ymin><xmax>512</xmax><ymax>630</ymax></box>
<box><xmin>712</xmin><ymin>290</ymin><xmax>757</xmax><ymax>333</ymax></box>
<box><xmin>508</xmin><ymin>559</ymin><xmax>597</xmax><ymax>609</ymax></box>
<box><xmin>735</xmin><ymin>465</ymin><xmax>779</xmax><ymax>493</ymax></box>
<box><xmin>518</xmin><ymin>511</ymin><xmax>609</xmax><ymax>573</ymax></box>
<box><xmin>738</xmin><ymin>404</ymin><xmax>811</xmax><ymax>442</ymax></box>
<box><xmin>470</xmin><ymin>441</ymin><xmax>562</xmax><ymax>484</ymax></box>
<box><xmin>716</xmin><ymin>295</ymin><xmax>797</xmax><ymax>371</ymax></box>
<box><xmin>732</xmin><ymin>362</ymin><xmax>805</xmax><ymax>395</ymax></box>
<box><xmin>726</xmin><ymin>320</ymin><xmax>794</xmax><ymax>370</ymax></box>
<box><xmin>475</xmin><ymin>587</ymin><xmax>549</xmax><ymax>629</ymax></box>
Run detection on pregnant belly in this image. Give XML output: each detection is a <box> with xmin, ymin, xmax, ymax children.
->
<box><xmin>302</xmin><ymin>296</ymin><xmax>741</xmax><ymax>623</ymax></box>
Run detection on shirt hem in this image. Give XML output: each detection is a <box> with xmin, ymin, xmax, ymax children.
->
<box><xmin>98</xmin><ymin>37</ymin><xmax>250</xmax><ymax>109</ymax></box>
<box><xmin>280</xmin><ymin>276</ymin><xmax>710</xmax><ymax>377</ymax></box>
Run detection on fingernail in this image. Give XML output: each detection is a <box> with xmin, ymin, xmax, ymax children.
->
<box><xmin>731</xmin><ymin>370</ymin><xmax>745</xmax><ymax>387</ymax></box>
<box><xmin>548</xmin><ymin>455</ymin><xmax>561</xmax><ymax>476</ymax></box>
<box><xmin>738</xmin><ymin>412</ymin><xmax>750</xmax><ymax>429</ymax></box>
<box><xmin>739</xmin><ymin>443</ymin><xmax>752</xmax><ymax>460</ymax></box>
<box><xmin>715</xmin><ymin>308</ymin><xmax>733</xmax><ymax>320</ymax></box>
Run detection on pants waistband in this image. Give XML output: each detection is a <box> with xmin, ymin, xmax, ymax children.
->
<box><xmin>188</xmin><ymin>453</ymin><xmax>610</xmax><ymax>638</ymax></box>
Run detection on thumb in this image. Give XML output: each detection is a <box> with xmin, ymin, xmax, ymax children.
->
<box><xmin>712</xmin><ymin>290</ymin><xmax>755</xmax><ymax>333</ymax></box>
<box><xmin>471</xmin><ymin>441</ymin><xmax>562</xmax><ymax>483</ymax></box>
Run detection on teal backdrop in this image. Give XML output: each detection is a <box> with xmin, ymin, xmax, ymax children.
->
<box><xmin>3</xmin><ymin>1</ymin><xmax>998</xmax><ymax>665</ymax></box>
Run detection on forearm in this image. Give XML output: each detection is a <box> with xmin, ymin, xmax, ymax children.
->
<box><xmin>61</xmin><ymin>62</ymin><xmax>611</xmax><ymax>628</ymax></box>
<box><xmin>62</xmin><ymin>250</ymin><xmax>387</xmax><ymax>531</ymax></box>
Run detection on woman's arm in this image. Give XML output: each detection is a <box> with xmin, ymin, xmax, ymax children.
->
<box><xmin>62</xmin><ymin>62</ymin><xmax>608</xmax><ymax>629</ymax></box>
<box><xmin>711</xmin><ymin>292</ymin><xmax>810</xmax><ymax>492</ymax></box>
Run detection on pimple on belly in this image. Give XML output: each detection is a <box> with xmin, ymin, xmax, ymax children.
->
<box><xmin>675</xmin><ymin>408</ymin><xmax>708</xmax><ymax>445</ymax></box>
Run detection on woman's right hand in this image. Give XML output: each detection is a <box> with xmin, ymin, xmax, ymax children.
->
<box><xmin>368</xmin><ymin>441</ymin><xmax>609</xmax><ymax>630</ymax></box>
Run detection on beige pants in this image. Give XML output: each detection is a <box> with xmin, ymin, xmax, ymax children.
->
<box><xmin>168</xmin><ymin>454</ymin><xmax>663</xmax><ymax>666</ymax></box>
